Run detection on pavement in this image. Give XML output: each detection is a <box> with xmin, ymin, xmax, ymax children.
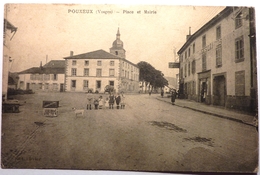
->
<box><xmin>156</xmin><ymin>95</ymin><xmax>257</xmax><ymax>127</ymax></box>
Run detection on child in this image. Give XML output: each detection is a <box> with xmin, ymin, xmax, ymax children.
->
<box><xmin>115</xmin><ymin>93</ymin><xmax>121</xmax><ymax>109</ymax></box>
<box><xmin>98</xmin><ymin>96</ymin><xmax>103</xmax><ymax>109</ymax></box>
<box><xmin>94</xmin><ymin>98</ymin><xmax>99</xmax><ymax>110</ymax></box>
<box><xmin>86</xmin><ymin>97</ymin><xmax>93</xmax><ymax>110</ymax></box>
<box><xmin>104</xmin><ymin>97</ymin><xmax>109</xmax><ymax>109</ymax></box>
<box><xmin>121</xmin><ymin>92</ymin><xmax>126</xmax><ymax>109</ymax></box>
<box><xmin>109</xmin><ymin>93</ymin><xmax>115</xmax><ymax>109</ymax></box>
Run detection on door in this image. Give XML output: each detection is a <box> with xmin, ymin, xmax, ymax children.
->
<box><xmin>26</xmin><ymin>83</ymin><xmax>30</xmax><ymax>90</ymax></box>
<box><xmin>60</xmin><ymin>83</ymin><xmax>64</xmax><ymax>92</ymax></box>
<box><xmin>213</xmin><ymin>75</ymin><xmax>226</xmax><ymax>106</ymax></box>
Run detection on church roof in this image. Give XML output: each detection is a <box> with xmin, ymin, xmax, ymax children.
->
<box><xmin>64</xmin><ymin>49</ymin><xmax>121</xmax><ymax>59</ymax></box>
<box><xmin>111</xmin><ymin>27</ymin><xmax>124</xmax><ymax>49</ymax></box>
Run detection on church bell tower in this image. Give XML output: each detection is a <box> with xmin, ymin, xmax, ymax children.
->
<box><xmin>110</xmin><ymin>28</ymin><xmax>126</xmax><ymax>59</ymax></box>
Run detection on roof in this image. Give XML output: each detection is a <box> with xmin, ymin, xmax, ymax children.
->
<box><xmin>43</xmin><ymin>60</ymin><xmax>65</xmax><ymax>68</ymax></box>
<box><xmin>177</xmin><ymin>7</ymin><xmax>233</xmax><ymax>54</ymax></box>
<box><xmin>18</xmin><ymin>60</ymin><xmax>65</xmax><ymax>74</ymax></box>
<box><xmin>64</xmin><ymin>49</ymin><xmax>121</xmax><ymax>59</ymax></box>
<box><xmin>4</xmin><ymin>19</ymin><xmax>17</xmax><ymax>33</ymax></box>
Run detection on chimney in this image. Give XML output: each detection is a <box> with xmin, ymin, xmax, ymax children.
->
<box><xmin>70</xmin><ymin>51</ymin><xmax>74</xmax><ymax>56</ymax></box>
<box><xmin>40</xmin><ymin>61</ymin><xmax>43</xmax><ymax>70</ymax></box>
<box><xmin>186</xmin><ymin>27</ymin><xmax>191</xmax><ymax>41</ymax></box>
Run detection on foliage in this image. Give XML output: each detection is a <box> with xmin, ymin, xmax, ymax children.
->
<box><xmin>137</xmin><ymin>61</ymin><xmax>168</xmax><ymax>89</ymax></box>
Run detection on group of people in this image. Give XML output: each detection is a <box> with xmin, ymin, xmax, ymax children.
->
<box><xmin>86</xmin><ymin>92</ymin><xmax>126</xmax><ymax>110</ymax></box>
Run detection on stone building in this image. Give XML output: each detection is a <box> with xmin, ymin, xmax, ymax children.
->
<box><xmin>177</xmin><ymin>7</ymin><xmax>257</xmax><ymax>112</ymax></box>
<box><xmin>3</xmin><ymin>19</ymin><xmax>17</xmax><ymax>100</ymax></box>
<box><xmin>64</xmin><ymin>28</ymin><xmax>140</xmax><ymax>93</ymax></box>
<box><xmin>18</xmin><ymin>60</ymin><xmax>65</xmax><ymax>92</ymax></box>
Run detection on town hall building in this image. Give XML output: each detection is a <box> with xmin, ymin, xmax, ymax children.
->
<box><xmin>63</xmin><ymin>28</ymin><xmax>140</xmax><ymax>93</ymax></box>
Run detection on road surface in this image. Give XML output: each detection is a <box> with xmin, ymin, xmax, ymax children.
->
<box><xmin>1</xmin><ymin>92</ymin><xmax>258</xmax><ymax>173</ymax></box>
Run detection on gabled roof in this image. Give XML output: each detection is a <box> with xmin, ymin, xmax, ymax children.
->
<box><xmin>64</xmin><ymin>49</ymin><xmax>121</xmax><ymax>59</ymax></box>
<box><xmin>18</xmin><ymin>60</ymin><xmax>65</xmax><ymax>74</ymax></box>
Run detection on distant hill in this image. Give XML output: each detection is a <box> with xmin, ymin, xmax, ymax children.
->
<box><xmin>164</xmin><ymin>76</ymin><xmax>177</xmax><ymax>89</ymax></box>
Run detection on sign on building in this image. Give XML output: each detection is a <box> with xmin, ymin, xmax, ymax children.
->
<box><xmin>168</xmin><ymin>62</ymin><xmax>180</xmax><ymax>68</ymax></box>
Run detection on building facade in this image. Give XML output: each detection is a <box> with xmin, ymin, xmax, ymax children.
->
<box><xmin>64</xmin><ymin>29</ymin><xmax>139</xmax><ymax>93</ymax></box>
<box><xmin>18</xmin><ymin>60</ymin><xmax>65</xmax><ymax>92</ymax></box>
<box><xmin>177</xmin><ymin>7</ymin><xmax>257</xmax><ymax>112</ymax></box>
<box><xmin>3</xmin><ymin>19</ymin><xmax>17</xmax><ymax>100</ymax></box>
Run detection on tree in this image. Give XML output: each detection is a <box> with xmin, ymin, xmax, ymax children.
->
<box><xmin>137</xmin><ymin>61</ymin><xmax>168</xmax><ymax>92</ymax></box>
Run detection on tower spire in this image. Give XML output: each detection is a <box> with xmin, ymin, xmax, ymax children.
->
<box><xmin>116</xmin><ymin>27</ymin><xmax>120</xmax><ymax>39</ymax></box>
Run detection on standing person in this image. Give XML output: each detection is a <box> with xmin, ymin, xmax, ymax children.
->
<box><xmin>109</xmin><ymin>93</ymin><xmax>115</xmax><ymax>109</ymax></box>
<box><xmin>86</xmin><ymin>96</ymin><xmax>93</xmax><ymax>110</ymax></box>
<box><xmin>98</xmin><ymin>96</ymin><xmax>103</xmax><ymax>109</ymax></box>
<box><xmin>104</xmin><ymin>97</ymin><xmax>109</xmax><ymax>109</ymax></box>
<box><xmin>161</xmin><ymin>88</ymin><xmax>164</xmax><ymax>98</ymax></box>
<box><xmin>171</xmin><ymin>89</ymin><xmax>176</xmax><ymax>105</ymax></box>
<box><xmin>94</xmin><ymin>98</ymin><xmax>99</xmax><ymax>110</ymax></box>
<box><xmin>121</xmin><ymin>92</ymin><xmax>126</xmax><ymax>109</ymax></box>
<box><xmin>115</xmin><ymin>93</ymin><xmax>121</xmax><ymax>109</ymax></box>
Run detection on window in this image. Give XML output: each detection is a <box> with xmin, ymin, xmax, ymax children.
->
<box><xmin>109</xmin><ymin>69</ymin><xmax>115</xmax><ymax>76</ymax></box>
<box><xmin>96</xmin><ymin>69</ymin><xmax>102</xmax><ymax>77</ymax></box>
<box><xmin>185</xmin><ymin>51</ymin><xmax>187</xmax><ymax>59</ymax></box>
<box><xmin>84</xmin><ymin>68</ymin><xmax>89</xmax><ymax>76</ymax></box>
<box><xmin>235</xmin><ymin>71</ymin><xmax>245</xmax><ymax>96</ymax></box>
<box><xmin>184</xmin><ymin>64</ymin><xmax>187</xmax><ymax>77</ymax></box>
<box><xmin>71</xmin><ymin>80</ymin><xmax>76</xmax><ymax>88</ymax></box>
<box><xmin>110</xmin><ymin>61</ymin><xmax>115</xmax><ymax>66</ymax></box>
<box><xmin>53</xmin><ymin>74</ymin><xmax>58</xmax><ymax>80</ymax></box>
<box><xmin>192</xmin><ymin>60</ymin><xmax>196</xmax><ymax>74</ymax></box>
<box><xmin>202</xmin><ymin>53</ymin><xmax>207</xmax><ymax>71</ymax></box>
<box><xmin>216</xmin><ymin>44</ymin><xmax>222</xmax><ymax>67</ymax></box>
<box><xmin>216</xmin><ymin>25</ymin><xmax>221</xmax><ymax>40</ymax></box>
<box><xmin>71</xmin><ymin>68</ymin><xmax>77</xmax><ymax>76</ymax></box>
<box><xmin>30</xmin><ymin>74</ymin><xmax>36</xmax><ymax>80</ymax></box>
<box><xmin>96</xmin><ymin>80</ymin><xmax>101</xmax><ymax>89</ymax></box>
<box><xmin>45</xmin><ymin>83</ymin><xmax>49</xmax><ymax>90</ymax></box>
<box><xmin>188</xmin><ymin>62</ymin><xmax>190</xmax><ymax>76</ymax></box>
<box><xmin>53</xmin><ymin>83</ymin><xmax>58</xmax><ymax>91</ymax></box>
<box><xmin>235</xmin><ymin>36</ymin><xmax>244</xmax><ymax>62</ymax></box>
<box><xmin>193</xmin><ymin>43</ymin><xmax>195</xmax><ymax>54</ymax></box>
<box><xmin>37</xmin><ymin>74</ymin><xmax>43</xmax><ymax>81</ymax></box>
<box><xmin>188</xmin><ymin>48</ymin><xmax>190</xmax><ymax>57</ymax></box>
<box><xmin>72</xmin><ymin>60</ymin><xmax>77</xmax><ymax>65</ymax></box>
<box><xmin>122</xmin><ymin>62</ymin><xmax>124</xmax><ymax>67</ymax></box>
<box><xmin>202</xmin><ymin>35</ymin><xmax>206</xmax><ymax>48</ymax></box>
<box><xmin>180</xmin><ymin>68</ymin><xmax>183</xmax><ymax>79</ymax></box>
<box><xmin>109</xmin><ymin>81</ymin><xmax>114</xmax><ymax>86</ymax></box>
<box><xmin>122</xmin><ymin>69</ymin><xmax>124</xmax><ymax>77</ymax></box>
<box><xmin>85</xmin><ymin>60</ymin><xmax>89</xmax><ymax>66</ymax></box>
<box><xmin>38</xmin><ymin>83</ymin><xmax>43</xmax><ymax>89</ymax></box>
<box><xmin>97</xmin><ymin>60</ymin><xmax>102</xmax><ymax>66</ymax></box>
<box><xmin>83</xmin><ymin>80</ymin><xmax>89</xmax><ymax>89</ymax></box>
<box><xmin>235</xmin><ymin>12</ymin><xmax>243</xmax><ymax>29</ymax></box>
<box><xmin>44</xmin><ymin>74</ymin><xmax>50</xmax><ymax>81</ymax></box>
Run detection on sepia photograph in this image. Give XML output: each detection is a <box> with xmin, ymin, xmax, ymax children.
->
<box><xmin>1</xmin><ymin>2</ymin><xmax>259</xmax><ymax>175</ymax></box>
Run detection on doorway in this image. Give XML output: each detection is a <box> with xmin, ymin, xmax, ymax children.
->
<box><xmin>213</xmin><ymin>75</ymin><xmax>226</xmax><ymax>106</ymax></box>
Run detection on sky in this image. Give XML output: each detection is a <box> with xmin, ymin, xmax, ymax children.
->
<box><xmin>4</xmin><ymin>4</ymin><xmax>227</xmax><ymax>77</ymax></box>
